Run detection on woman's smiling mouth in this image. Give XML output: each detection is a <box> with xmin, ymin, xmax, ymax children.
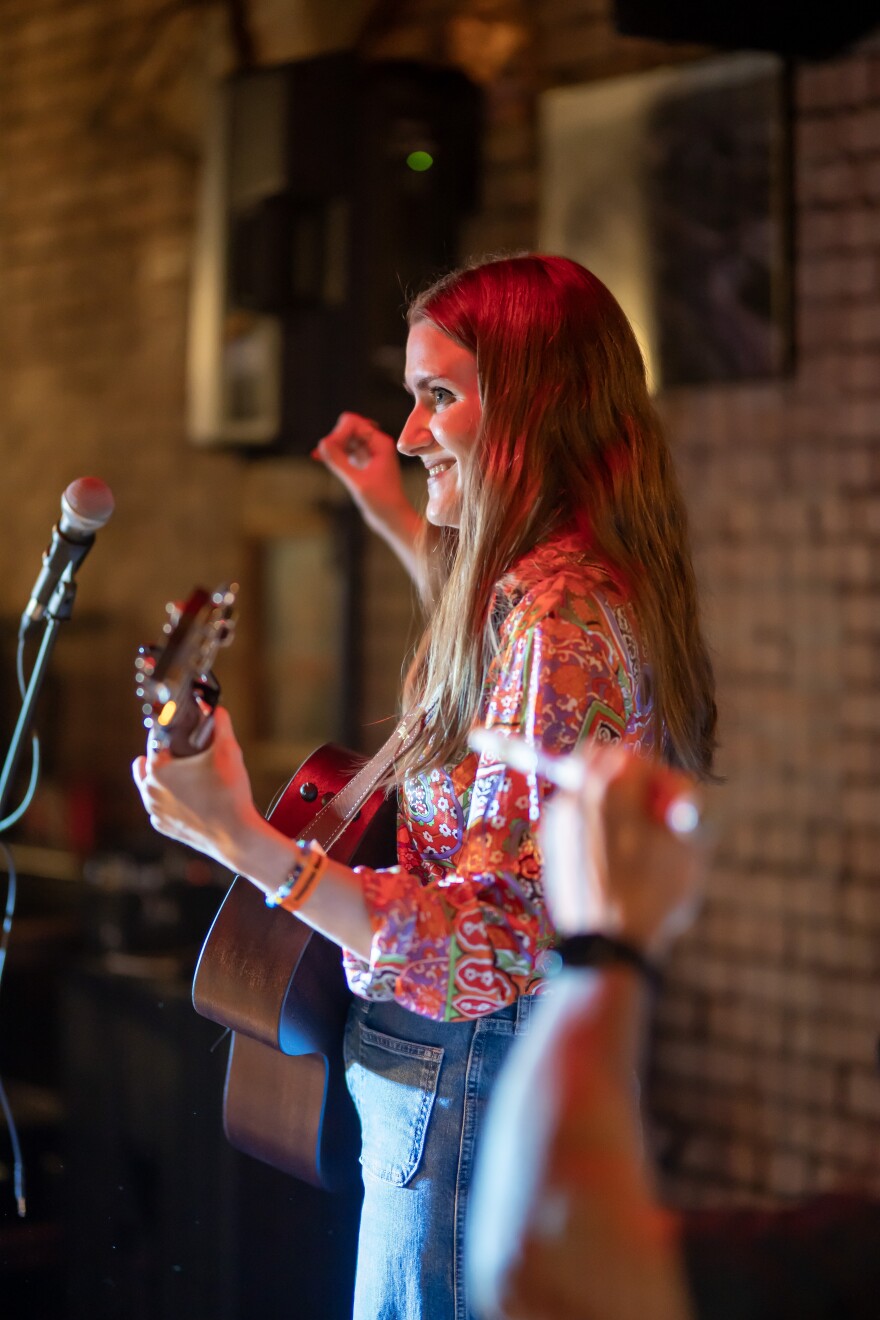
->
<box><xmin>426</xmin><ymin>459</ymin><xmax>455</xmax><ymax>479</ymax></box>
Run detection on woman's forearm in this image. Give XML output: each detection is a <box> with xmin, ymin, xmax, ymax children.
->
<box><xmin>367</xmin><ymin>501</ymin><xmax>426</xmax><ymax>591</ymax></box>
<box><xmin>469</xmin><ymin>969</ymin><xmax>693</xmax><ymax>1320</ymax></box>
<box><xmin>507</xmin><ymin>970</ymin><xmax>692</xmax><ymax>1320</ymax></box>
<box><xmin>226</xmin><ymin>811</ymin><xmax>375</xmax><ymax>960</ymax></box>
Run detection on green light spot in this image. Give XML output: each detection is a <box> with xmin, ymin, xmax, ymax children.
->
<box><xmin>406</xmin><ymin>151</ymin><xmax>434</xmax><ymax>172</ymax></box>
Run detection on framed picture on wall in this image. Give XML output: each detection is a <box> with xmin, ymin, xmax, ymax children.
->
<box><xmin>539</xmin><ymin>53</ymin><xmax>792</xmax><ymax>390</ymax></box>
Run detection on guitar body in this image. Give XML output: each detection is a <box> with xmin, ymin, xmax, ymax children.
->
<box><xmin>192</xmin><ymin>743</ymin><xmax>397</xmax><ymax>1191</ymax></box>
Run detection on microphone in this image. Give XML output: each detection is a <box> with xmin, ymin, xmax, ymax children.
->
<box><xmin>22</xmin><ymin>477</ymin><xmax>115</xmax><ymax>632</ymax></box>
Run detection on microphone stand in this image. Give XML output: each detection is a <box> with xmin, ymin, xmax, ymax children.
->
<box><xmin>0</xmin><ymin>571</ymin><xmax>77</xmax><ymax>826</ymax></box>
<box><xmin>0</xmin><ymin>571</ymin><xmax>78</xmax><ymax>1217</ymax></box>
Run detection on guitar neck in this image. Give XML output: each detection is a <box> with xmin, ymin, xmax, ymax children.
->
<box><xmin>163</xmin><ymin>692</ymin><xmax>215</xmax><ymax>758</ymax></box>
<box><xmin>136</xmin><ymin>582</ymin><xmax>235</xmax><ymax>758</ymax></box>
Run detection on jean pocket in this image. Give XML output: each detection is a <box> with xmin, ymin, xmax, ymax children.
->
<box><xmin>344</xmin><ymin>1019</ymin><xmax>444</xmax><ymax>1186</ymax></box>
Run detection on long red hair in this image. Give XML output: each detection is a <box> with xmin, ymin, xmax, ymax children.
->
<box><xmin>399</xmin><ymin>254</ymin><xmax>716</xmax><ymax>779</ymax></box>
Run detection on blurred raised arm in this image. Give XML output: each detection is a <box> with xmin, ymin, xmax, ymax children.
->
<box><xmin>312</xmin><ymin>411</ymin><xmax>425</xmax><ymax>590</ymax></box>
<box><xmin>468</xmin><ymin>746</ymin><xmax>706</xmax><ymax>1320</ymax></box>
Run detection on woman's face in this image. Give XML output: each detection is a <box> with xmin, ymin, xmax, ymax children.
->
<box><xmin>399</xmin><ymin>320</ymin><xmax>482</xmax><ymax>529</ymax></box>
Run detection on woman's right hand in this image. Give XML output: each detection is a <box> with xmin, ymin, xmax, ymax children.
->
<box><xmin>313</xmin><ymin>412</ymin><xmax>425</xmax><ymax>588</ymax></box>
<box><xmin>131</xmin><ymin>706</ymin><xmax>270</xmax><ymax>884</ymax></box>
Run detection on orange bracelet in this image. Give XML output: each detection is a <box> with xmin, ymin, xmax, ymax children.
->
<box><xmin>264</xmin><ymin>840</ymin><xmax>329</xmax><ymax>912</ymax></box>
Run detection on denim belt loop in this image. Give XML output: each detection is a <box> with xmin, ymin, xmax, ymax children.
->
<box><xmin>514</xmin><ymin>992</ymin><xmax>533</xmax><ymax>1036</ymax></box>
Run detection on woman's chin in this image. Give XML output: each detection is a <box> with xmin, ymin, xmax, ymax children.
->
<box><xmin>425</xmin><ymin>500</ymin><xmax>462</xmax><ymax>530</ymax></box>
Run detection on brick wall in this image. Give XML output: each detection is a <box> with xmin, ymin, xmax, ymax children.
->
<box><xmin>649</xmin><ymin>41</ymin><xmax>880</xmax><ymax>1206</ymax></box>
<box><xmin>0</xmin><ymin>0</ymin><xmax>245</xmax><ymax>842</ymax></box>
<box><xmin>1</xmin><ymin>0</ymin><xmax>879</xmax><ymax>1210</ymax></box>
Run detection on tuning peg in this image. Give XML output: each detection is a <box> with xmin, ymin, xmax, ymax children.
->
<box><xmin>212</xmin><ymin>582</ymin><xmax>238</xmax><ymax>610</ymax></box>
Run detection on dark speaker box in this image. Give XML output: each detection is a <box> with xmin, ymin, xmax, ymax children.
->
<box><xmin>613</xmin><ymin>1</ymin><xmax>878</xmax><ymax>60</ymax></box>
<box><xmin>189</xmin><ymin>54</ymin><xmax>482</xmax><ymax>455</ymax></box>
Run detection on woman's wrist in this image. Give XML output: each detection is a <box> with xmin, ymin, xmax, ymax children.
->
<box><xmin>364</xmin><ymin>498</ymin><xmax>422</xmax><ymax>545</ymax></box>
<box><xmin>556</xmin><ymin>898</ymin><xmax>679</xmax><ymax>964</ymax></box>
<box><xmin>555</xmin><ymin>931</ymin><xmax>663</xmax><ymax>992</ymax></box>
<box><xmin>224</xmin><ymin>810</ymin><xmax>305</xmax><ymax>897</ymax></box>
<box><xmin>264</xmin><ymin>839</ymin><xmax>329</xmax><ymax>911</ymax></box>
<box><xmin>363</xmin><ymin>502</ymin><xmax>425</xmax><ymax>587</ymax></box>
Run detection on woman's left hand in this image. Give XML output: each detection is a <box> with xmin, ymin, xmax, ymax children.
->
<box><xmin>131</xmin><ymin>706</ymin><xmax>265</xmax><ymax>875</ymax></box>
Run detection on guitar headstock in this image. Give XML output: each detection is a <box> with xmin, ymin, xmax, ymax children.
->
<box><xmin>135</xmin><ymin>583</ymin><xmax>237</xmax><ymax>757</ymax></box>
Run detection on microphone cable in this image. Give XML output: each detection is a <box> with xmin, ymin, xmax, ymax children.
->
<box><xmin>0</xmin><ymin>841</ymin><xmax>25</xmax><ymax>1216</ymax></box>
<box><xmin>0</xmin><ymin>627</ymin><xmax>45</xmax><ymax>1217</ymax></box>
<box><xmin>0</xmin><ymin>631</ymin><xmax>41</xmax><ymax>832</ymax></box>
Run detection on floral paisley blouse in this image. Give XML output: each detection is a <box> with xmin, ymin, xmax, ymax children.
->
<box><xmin>343</xmin><ymin>531</ymin><xmax>655</xmax><ymax>1022</ymax></box>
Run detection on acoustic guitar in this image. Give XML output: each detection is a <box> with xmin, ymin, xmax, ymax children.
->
<box><xmin>136</xmin><ymin>584</ymin><xmax>397</xmax><ymax>1192</ymax></box>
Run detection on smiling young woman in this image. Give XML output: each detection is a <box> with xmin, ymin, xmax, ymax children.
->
<box><xmin>134</xmin><ymin>253</ymin><xmax>716</xmax><ymax>1320</ymax></box>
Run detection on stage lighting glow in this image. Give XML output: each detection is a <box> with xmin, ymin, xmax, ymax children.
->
<box><xmin>406</xmin><ymin>150</ymin><xmax>434</xmax><ymax>172</ymax></box>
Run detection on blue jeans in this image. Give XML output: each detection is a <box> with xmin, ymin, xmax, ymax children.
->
<box><xmin>344</xmin><ymin>993</ymin><xmax>535</xmax><ymax>1320</ymax></box>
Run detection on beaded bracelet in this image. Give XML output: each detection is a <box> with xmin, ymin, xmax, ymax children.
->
<box><xmin>264</xmin><ymin>839</ymin><xmax>329</xmax><ymax>912</ymax></box>
<box><xmin>555</xmin><ymin>932</ymin><xmax>663</xmax><ymax>993</ymax></box>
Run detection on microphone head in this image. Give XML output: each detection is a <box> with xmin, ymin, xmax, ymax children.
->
<box><xmin>60</xmin><ymin>477</ymin><xmax>115</xmax><ymax>538</ymax></box>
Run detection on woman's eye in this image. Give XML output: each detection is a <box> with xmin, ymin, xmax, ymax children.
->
<box><xmin>432</xmin><ymin>387</ymin><xmax>453</xmax><ymax>406</ymax></box>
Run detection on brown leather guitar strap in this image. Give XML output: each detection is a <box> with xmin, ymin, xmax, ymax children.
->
<box><xmin>304</xmin><ymin>707</ymin><xmax>424</xmax><ymax>854</ymax></box>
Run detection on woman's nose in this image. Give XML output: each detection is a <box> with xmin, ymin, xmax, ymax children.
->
<box><xmin>397</xmin><ymin>405</ymin><xmax>432</xmax><ymax>456</ymax></box>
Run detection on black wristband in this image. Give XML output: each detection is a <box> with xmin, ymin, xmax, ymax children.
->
<box><xmin>555</xmin><ymin>933</ymin><xmax>663</xmax><ymax>992</ymax></box>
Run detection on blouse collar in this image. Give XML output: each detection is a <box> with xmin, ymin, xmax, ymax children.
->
<box><xmin>495</xmin><ymin>528</ymin><xmax>608</xmax><ymax>608</ymax></box>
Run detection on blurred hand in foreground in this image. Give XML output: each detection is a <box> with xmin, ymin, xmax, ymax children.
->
<box><xmin>539</xmin><ymin>744</ymin><xmax>707</xmax><ymax>955</ymax></box>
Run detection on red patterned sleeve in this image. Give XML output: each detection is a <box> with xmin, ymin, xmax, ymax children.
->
<box><xmin>344</xmin><ymin>580</ymin><xmax>644</xmax><ymax>1021</ymax></box>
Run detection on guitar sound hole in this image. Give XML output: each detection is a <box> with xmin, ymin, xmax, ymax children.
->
<box><xmin>300</xmin><ymin>782</ymin><xmax>318</xmax><ymax>802</ymax></box>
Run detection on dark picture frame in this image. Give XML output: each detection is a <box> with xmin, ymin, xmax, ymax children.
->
<box><xmin>540</xmin><ymin>53</ymin><xmax>792</xmax><ymax>390</ymax></box>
